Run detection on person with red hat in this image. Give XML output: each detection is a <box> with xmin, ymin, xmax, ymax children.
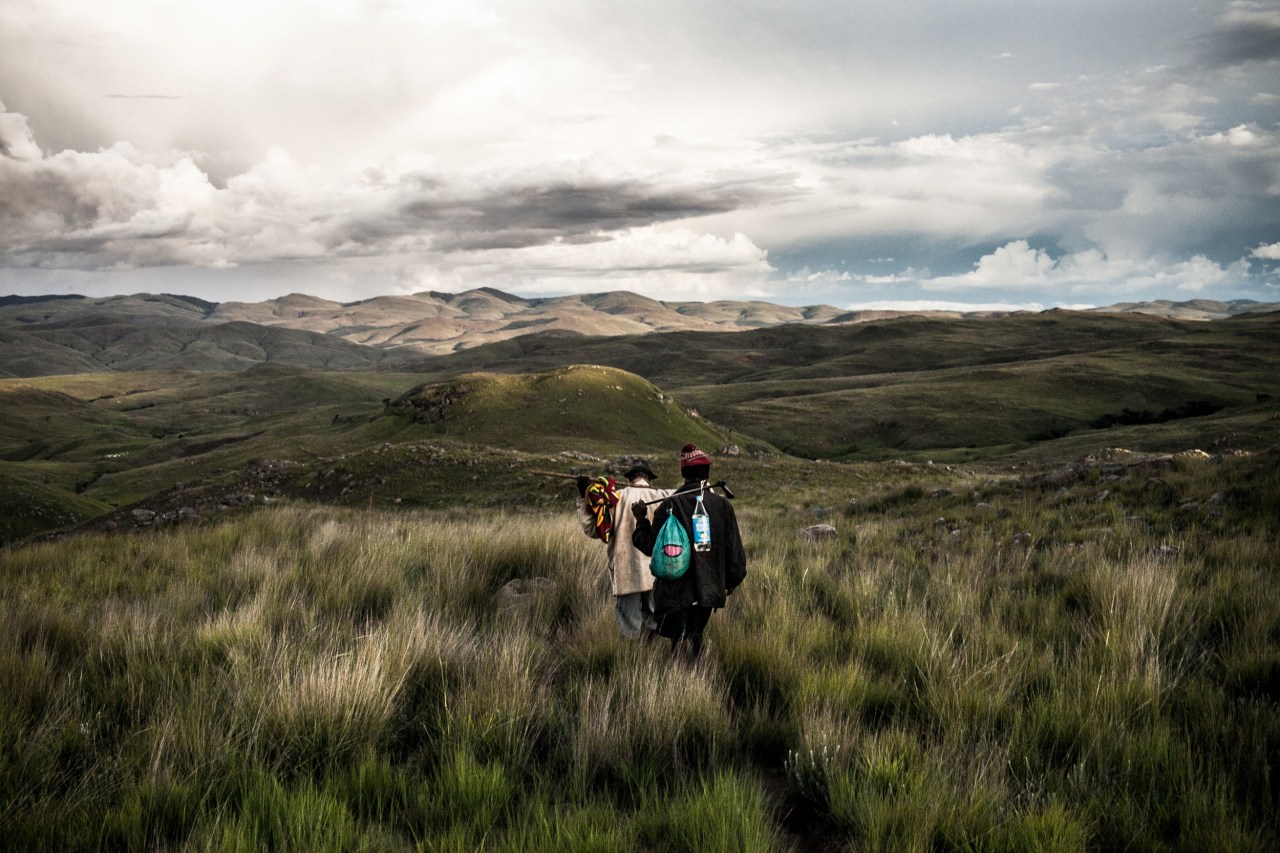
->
<box><xmin>631</xmin><ymin>443</ymin><xmax>746</xmax><ymax>662</ymax></box>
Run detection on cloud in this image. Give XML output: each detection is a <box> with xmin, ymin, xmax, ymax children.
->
<box><xmin>385</xmin><ymin>170</ymin><xmax>798</xmax><ymax>253</ymax></box>
<box><xmin>0</xmin><ymin>100</ymin><xmax>41</xmax><ymax>161</ymax></box>
<box><xmin>398</xmin><ymin>226</ymin><xmax>774</xmax><ymax>303</ymax></box>
<box><xmin>843</xmin><ymin>299</ymin><xmax>1074</xmax><ymax>313</ymax></box>
<box><xmin>1203</xmin><ymin>1</ymin><xmax>1280</xmax><ymax>66</ymax></box>
<box><xmin>0</xmin><ymin>97</ymin><xmax>795</xmax><ymax>276</ymax></box>
<box><xmin>716</xmin><ymin>131</ymin><xmax>1060</xmax><ymax>251</ymax></box>
<box><xmin>466</xmin><ymin>227</ymin><xmax>772</xmax><ymax>275</ymax></box>
<box><xmin>918</xmin><ymin>240</ymin><xmax>1249</xmax><ymax>294</ymax></box>
<box><xmin>2</xmin><ymin>2</ymin><xmax>1279</xmax><ymax>307</ymax></box>
<box><xmin>1253</xmin><ymin>241</ymin><xmax>1280</xmax><ymax>260</ymax></box>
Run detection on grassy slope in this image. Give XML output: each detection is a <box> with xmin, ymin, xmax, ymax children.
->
<box><xmin>1</xmin><ymin>452</ymin><xmax>1276</xmax><ymax>851</ymax></box>
<box><xmin>689</xmin><ymin>340</ymin><xmax>1277</xmax><ymax>459</ymax></box>
<box><xmin>0</xmin><ymin>316</ymin><xmax>407</xmax><ymax>377</ymax></box>
<box><xmin>2</xmin><ymin>311</ymin><xmax>1277</xmax><ymax>540</ymax></box>
<box><xmin>0</xmin><ymin>468</ymin><xmax>109</xmax><ymax>542</ymax></box>
<box><xmin>0</xmin><ymin>363</ymin><xmax>746</xmax><ymax>535</ymax></box>
<box><xmin>400</xmin><ymin>311</ymin><xmax>1280</xmax><ymax>460</ymax></box>
<box><xmin>3</xmin><ymin>312</ymin><xmax>1278</xmax><ymax>847</ymax></box>
<box><xmin>0</xmin><ymin>369</ymin><xmax>420</xmax><ymax>523</ymax></box>
<box><xmin>382</xmin><ymin>365</ymin><xmax>732</xmax><ymax>455</ymax></box>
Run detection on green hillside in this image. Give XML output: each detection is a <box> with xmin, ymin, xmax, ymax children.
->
<box><xmin>0</xmin><ymin>468</ymin><xmax>108</xmax><ymax>542</ymax></box>
<box><xmin>382</xmin><ymin>365</ymin><xmax>733</xmax><ymax>455</ymax></box>
<box><xmin>2</xmin><ymin>310</ymin><xmax>1277</xmax><ymax>541</ymax></box>
<box><xmin>402</xmin><ymin>310</ymin><xmax>1280</xmax><ymax>460</ymax></box>
<box><xmin>0</xmin><ymin>364</ymin><xmax>741</xmax><ymax>538</ymax></box>
<box><xmin>0</xmin><ymin>316</ymin><xmax>406</xmax><ymax>376</ymax></box>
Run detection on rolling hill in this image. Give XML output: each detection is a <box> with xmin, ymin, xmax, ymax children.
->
<box><xmin>384</xmin><ymin>364</ymin><xmax>732</xmax><ymax>455</ymax></box>
<box><xmin>2</xmin><ymin>287</ymin><xmax>1278</xmax><ymax>541</ymax></box>
<box><xmin>0</xmin><ymin>314</ymin><xmax>404</xmax><ymax>377</ymax></box>
<box><xmin>0</xmin><ymin>288</ymin><xmax>868</xmax><ymax>373</ymax></box>
<box><xmin>0</xmin><ymin>362</ymin><xmax>748</xmax><ymax>540</ymax></box>
<box><xmin>4</xmin><ymin>289</ymin><xmax>1278</xmax><ymax>377</ymax></box>
<box><xmin>397</xmin><ymin>309</ymin><xmax>1280</xmax><ymax>460</ymax></box>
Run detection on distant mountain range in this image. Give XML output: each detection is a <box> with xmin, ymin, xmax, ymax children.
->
<box><xmin>0</xmin><ymin>288</ymin><xmax>1275</xmax><ymax>377</ymax></box>
<box><xmin>1084</xmin><ymin>299</ymin><xmax>1278</xmax><ymax>321</ymax></box>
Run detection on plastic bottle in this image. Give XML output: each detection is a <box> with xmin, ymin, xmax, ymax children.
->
<box><xmin>692</xmin><ymin>494</ymin><xmax>711</xmax><ymax>552</ymax></box>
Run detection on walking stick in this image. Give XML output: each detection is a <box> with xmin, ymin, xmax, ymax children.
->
<box><xmin>530</xmin><ymin>470</ymin><xmax>636</xmax><ymax>488</ymax></box>
<box><xmin>638</xmin><ymin>480</ymin><xmax>736</xmax><ymax>506</ymax></box>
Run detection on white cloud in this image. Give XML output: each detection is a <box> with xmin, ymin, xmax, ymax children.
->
<box><xmin>844</xmin><ymin>299</ymin><xmax>1074</xmax><ymax>313</ymax></box>
<box><xmin>1253</xmin><ymin>241</ymin><xmax>1280</xmax><ymax>260</ymax></box>
<box><xmin>0</xmin><ymin>101</ymin><xmax>41</xmax><ymax>161</ymax></box>
<box><xmin>715</xmin><ymin>130</ymin><xmax>1061</xmax><ymax>250</ymax></box>
<box><xmin>918</xmin><ymin>241</ymin><xmax>1248</xmax><ymax>294</ymax></box>
<box><xmin>955</xmin><ymin>240</ymin><xmax>1057</xmax><ymax>286</ymax></box>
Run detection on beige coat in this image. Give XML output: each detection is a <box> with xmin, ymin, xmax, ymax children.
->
<box><xmin>578</xmin><ymin>477</ymin><xmax>671</xmax><ymax>596</ymax></box>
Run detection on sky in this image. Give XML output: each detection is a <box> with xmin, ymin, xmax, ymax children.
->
<box><xmin>1</xmin><ymin>0</ymin><xmax>1279</xmax><ymax>310</ymax></box>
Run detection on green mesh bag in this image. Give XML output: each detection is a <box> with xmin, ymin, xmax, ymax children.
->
<box><xmin>649</xmin><ymin>512</ymin><xmax>692</xmax><ymax>580</ymax></box>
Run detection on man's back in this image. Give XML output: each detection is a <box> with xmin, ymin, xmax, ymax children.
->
<box><xmin>608</xmin><ymin>479</ymin><xmax>670</xmax><ymax>595</ymax></box>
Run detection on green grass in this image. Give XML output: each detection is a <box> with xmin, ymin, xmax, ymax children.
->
<box><xmin>395</xmin><ymin>310</ymin><xmax>1280</xmax><ymax>461</ymax></box>
<box><xmin>2</xmin><ymin>310</ymin><xmax>1277</xmax><ymax>845</ymax></box>
<box><xmin>0</xmin><ymin>469</ymin><xmax>108</xmax><ymax>542</ymax></box>
<box><xmin>380</xmin><ymin>364</ymin><xmax>734</xmax><ymax>456</ymax></box>
<box><xmin>1</xmin><ymin>449</ymin><xmax>1276</xmax><ymax>850</ymax></box>
<box><xmin>0</xmin><ymin>363</ymin><xmax>745</xmax><ymax>534</ymax></box>
<box><xmin>3</xmin><ymin>308</ymin><xmax>1277</xmax><ymax>540</ymax></box>
<box><xmin>679</xmin><ymin>324</ymin><xmax>1279</xmax><ymax>459</ymax></box>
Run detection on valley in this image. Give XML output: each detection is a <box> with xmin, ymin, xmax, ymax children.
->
<box><xmin>1</xmin><ymin>290</ymin><xmax>1278</xmax><ymax>850</ymax></box>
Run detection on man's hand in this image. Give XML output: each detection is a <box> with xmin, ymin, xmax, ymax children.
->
<box><xmin>631</xmin><ymin>502</ymin><xmax>648</xmax><ymax>521</ymax></box>
<box><xmin>576</xmin><ymin>475</ymin><xmax>590</xmax><ymax>497</ymax></box>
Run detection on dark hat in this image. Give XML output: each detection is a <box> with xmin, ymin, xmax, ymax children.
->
<box><xmin>625</xmin><ymin>459</ymin><xmax>656</xmax><ymax>481</ymax></box>
<box><xmin>679</xmin><ymin>443</ymin><xmax>711</xmax><ymax>469</ymax></box>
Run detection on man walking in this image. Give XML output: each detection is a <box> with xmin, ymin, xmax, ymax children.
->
<box><xmin>631</xmin><ymin>444</ymin><xmax>746</xmax><ymax>661</ymax></box>
<box><xmin>577</xmin><ymin>460</ymin><xmax>670</xmax><ymax>640</ymax></box>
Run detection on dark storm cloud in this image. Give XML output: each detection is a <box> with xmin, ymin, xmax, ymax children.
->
<box><xmin>331</xmin><ymin>172</ymin><xmax>799</xmax><ymax>253</ymax></box>
<box><xmin>0</xmin><ymin>168</ymin><xmax>99</xmax><ymax>242</ymax></box>
<box><xmin>1202</xmin><ymin>1</ymin><xmax>1280</xmax><ymax>66</ymax></box>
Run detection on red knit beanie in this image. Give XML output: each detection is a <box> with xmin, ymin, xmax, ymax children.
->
<box><xmin>679</xmin><ymin>443</ymin><xmax>711</xmax><ymax>469</ymax></box>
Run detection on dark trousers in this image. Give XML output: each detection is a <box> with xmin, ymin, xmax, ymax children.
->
<box><xmin>657</xmin><ymin>606</ymin><xmax>713</xmax><ymax>659</ymax></box>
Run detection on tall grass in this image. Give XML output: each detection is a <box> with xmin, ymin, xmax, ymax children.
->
<box><xmin>1</xmin><ymin>451</ymin><xmax>1277</xmax><ymax>850</ymax></box>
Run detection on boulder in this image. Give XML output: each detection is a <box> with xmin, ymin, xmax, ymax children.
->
<box><xmin>798</xmin><ymin>524</ymin><xmax>839</xmax><ymax>542</ymax></box>
<box><xmin>1039</xmin><ymin>465</ymin><xmax>1080</xmax><ymax>486</ymax></box>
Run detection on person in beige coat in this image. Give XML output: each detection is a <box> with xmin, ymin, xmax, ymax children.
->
<box><xmin>577</xmin><ymin>459</ymin><xmax>671</xmax><ymax>639</ymax></box>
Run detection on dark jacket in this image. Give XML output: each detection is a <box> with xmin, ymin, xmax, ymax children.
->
<box><xmin>632</xmin><ymin>481</ymin><xmax>747</xmax><ymax>614</ymax></box>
